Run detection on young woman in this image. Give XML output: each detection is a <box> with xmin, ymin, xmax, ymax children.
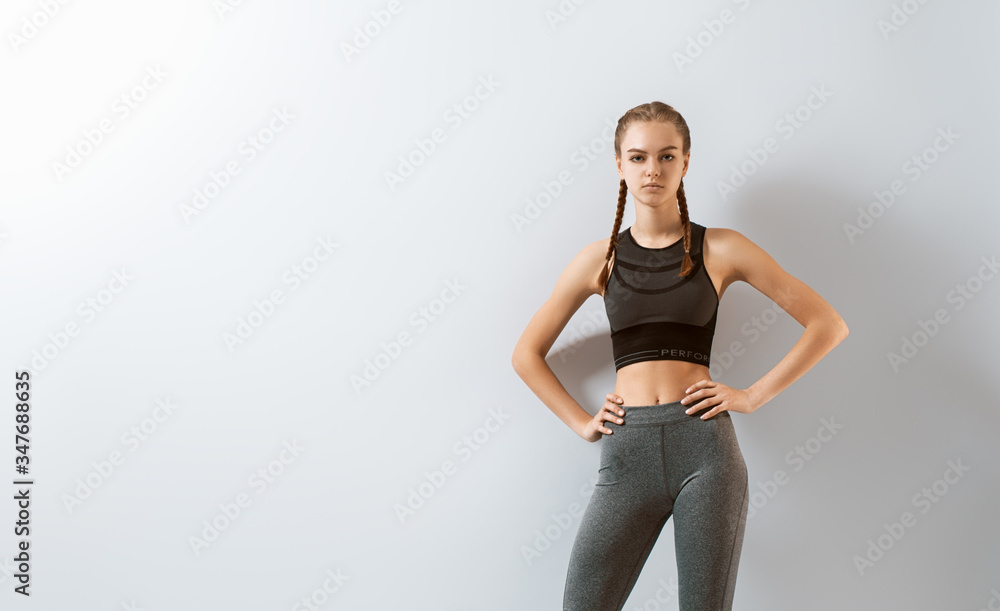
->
<box><xmin>511</xmin><ymin>102</ymin><xmax>849</xmax><ymax>610</ymax></box>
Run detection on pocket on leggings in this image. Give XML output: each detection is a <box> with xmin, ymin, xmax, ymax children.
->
<box><xmin>595</xmin><ymin>447</ymin><xmax>620</xmax><ymax>487</ymax></box>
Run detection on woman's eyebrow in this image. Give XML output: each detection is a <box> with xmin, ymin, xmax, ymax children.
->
<box><xmin>626</xmin><ymin>146</ymin><xmax>679</xmax><ymax>153</ymax></box>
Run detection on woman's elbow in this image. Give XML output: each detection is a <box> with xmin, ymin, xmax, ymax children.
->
<box><xmin>830</xmin><ymin>314</ymin><xmax>849</xmax><ymax>344</ymax></box>
<box><xmin>512</xmin><ymin>346</ymin><xmax>544</xmax><ymax>379</ymax></box>
<box><xmin>806</xmin><ymin>313</ymin><xmax>848</xmax><ymax>346</ymax></box>
<box><xmin>511</xmin><ymin>347</ymin><xmax>533</xmax><ymax>376</ymax></box>
<box><xmin>511</xmin><ymin>349</ymin><xmax>523</xmax><ymax>374</ymax></box>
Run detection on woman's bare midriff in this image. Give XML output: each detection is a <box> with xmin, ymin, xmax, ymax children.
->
<box><xmin>613</xmin><ymin>359</ymin><xmax>712</xmax><ymax>406</ymax></box>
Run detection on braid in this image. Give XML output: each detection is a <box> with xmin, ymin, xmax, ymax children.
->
<box><xmin>676</xmin><ymin>178</ymin><xmax>693</xmax><ymax>277</ymax></box>
<box><xmin>600</xmin><ymin>178</ymin><xmax>628</xmax><ymax>294</ymax></box>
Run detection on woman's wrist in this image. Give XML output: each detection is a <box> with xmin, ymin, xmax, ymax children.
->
<box><xmin>572</xmin><ymin>412</ymin><xmax>591</xmax><ymax>438</ymax></box>
<box><xmin>745</xmin><ymin>385</ymin><xmax>767</xmax><ymax>412</ymax></box>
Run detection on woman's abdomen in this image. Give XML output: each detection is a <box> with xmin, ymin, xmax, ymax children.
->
<box><xmin>613</xmin><ymin>360</ymin><xmax>712</xmax><ymax>406</ymax></box>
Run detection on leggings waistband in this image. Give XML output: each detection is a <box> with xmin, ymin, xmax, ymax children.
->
<box><xmin>615</xmin><ymin>400</ymin><xmax>725</xmax><ymax>426</ymax></box>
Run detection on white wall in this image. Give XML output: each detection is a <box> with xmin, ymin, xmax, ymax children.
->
<box><xmin>1</xmin><ymin>1</ymin><xmax>997</xmax><ymax>609</ymax></box>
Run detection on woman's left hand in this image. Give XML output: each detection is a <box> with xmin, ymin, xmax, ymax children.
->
<box><xmin>680</xmin><ymin>380</ymin><xmax>758</xmax><ymax>420</ymax></box>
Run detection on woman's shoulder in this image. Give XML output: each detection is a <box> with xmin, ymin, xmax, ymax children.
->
<box><xmin>701</xmin><ymin>224</ymin><xmax>750</xmax><ymax>249</ymax></box>
<box><xmin>578</xmin><ymin>234</ymin><xmax>618</xmax><ymax>296</ymax></box>
<box><xmin>583</xmin><ymin>229</ymin><xmax>625</xmax><ymax>256</ymax></box>
<box><xmin>704</xmin><ymin>227</ymin><xmax>766</xmax><ymax>265</ymax></box>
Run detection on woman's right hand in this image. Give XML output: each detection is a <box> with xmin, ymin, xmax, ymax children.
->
<box><xmin>579</xmin><ymin>393</ymin><xmax>626</xmax><ymax>442</ymax></box>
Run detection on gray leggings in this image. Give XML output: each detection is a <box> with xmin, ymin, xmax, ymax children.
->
<box><xmin>563</xmin><ymin>400</ymin><xmax>749</xmax><ymax>610</ymax></box>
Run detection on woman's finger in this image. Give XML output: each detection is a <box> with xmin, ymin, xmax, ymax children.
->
<box><xmin>681</xmin><ymin>387</ymin><xmax>713</xmax><ymax>404</ymax></box>
<box><xmin>699</xmin><ymin>404</ymin><xmax>724</xmax><ymax>420</ymax></box>
<box><xmin>685</xmin><ymin>379</ymin><xmax>712</xmax><ymax>393</ymax></box>
<box><xmin>604</xmin><ymin>399</ymin><xmax>625</xmax><ymax>416</ymax></box>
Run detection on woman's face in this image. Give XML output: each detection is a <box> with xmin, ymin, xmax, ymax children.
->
<box><xmin>616</xmin><ymin>120</ymin><xmax>689</xmax><ymax>206</ymax></box>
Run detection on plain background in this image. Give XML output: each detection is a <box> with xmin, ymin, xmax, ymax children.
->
<box><xmin>1</xmin><ymin>1</ymin><xmax>998</xmax><ymax>609</ymax></box>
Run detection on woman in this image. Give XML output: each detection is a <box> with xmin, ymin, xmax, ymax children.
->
<box><xmin>511</xmin><ymin>102</ymin><xmax>849</xmax><ymax>610</ymax></box>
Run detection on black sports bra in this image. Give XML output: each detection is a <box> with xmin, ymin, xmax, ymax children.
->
<box><xmin>602</xmin><ymin>221</ymin><xmax>719</xmax><ymax>371</ymax></box>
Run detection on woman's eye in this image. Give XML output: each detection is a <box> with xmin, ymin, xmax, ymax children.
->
<box><xmin>629</xmin><ymin>155</ymin><xmax>673</xmax><ymax>162</ymax></box>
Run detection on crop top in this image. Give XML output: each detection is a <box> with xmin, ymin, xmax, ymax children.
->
<box><xmin>603</xmin><ymin>221</ymin><xmax>719</xmax><ymax>371</ymax></box>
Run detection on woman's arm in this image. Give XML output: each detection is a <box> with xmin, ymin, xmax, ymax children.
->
<box><xmin>683</xmin><ymin>228</ymin><xmax>849</xmax><ymax>417</ymax></box>
<box><xmin>512</xmin><ymin>240</ymin><xmax>614</xmax><ymax>441</ymax></box>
